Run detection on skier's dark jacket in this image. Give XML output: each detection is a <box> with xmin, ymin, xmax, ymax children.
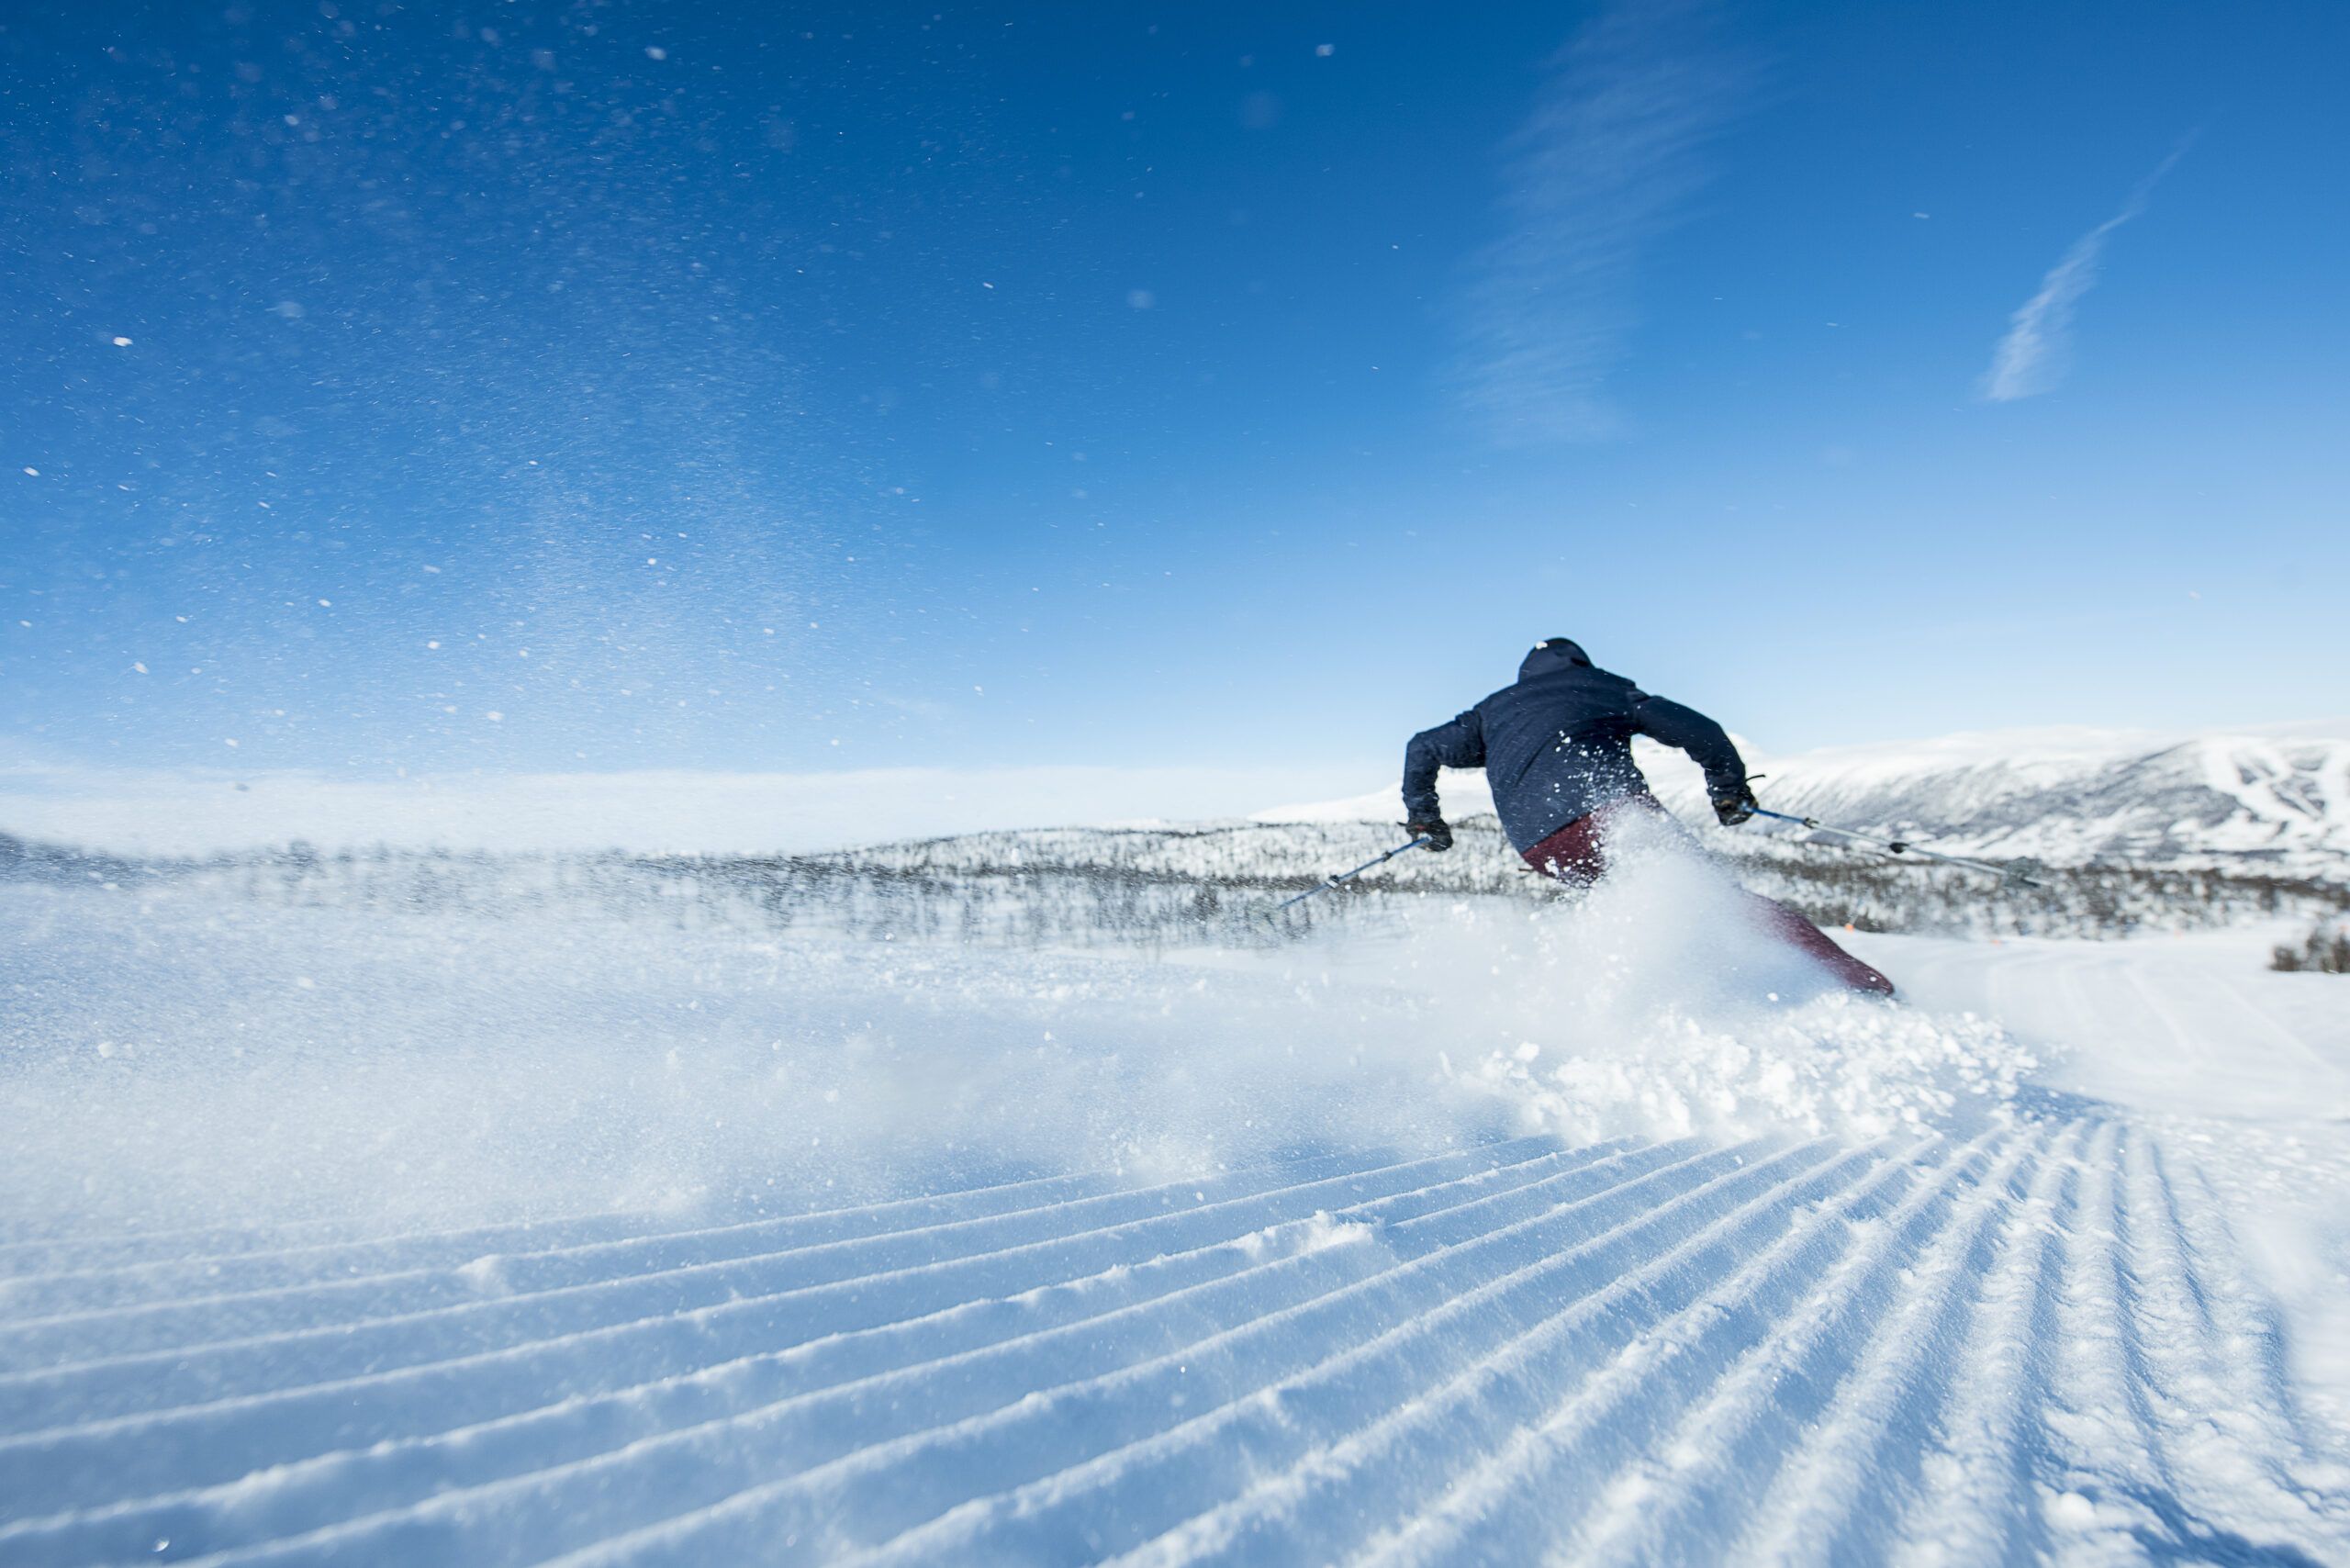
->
<box><xmin>1402</xmin><ymin>640</ymin><xmax>1749</xmax><ymax>852</ymax></box>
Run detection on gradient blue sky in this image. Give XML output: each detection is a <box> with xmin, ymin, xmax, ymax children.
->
<box><xmin>6</xmin><ymin>1</ymin><xmax>2344</xmax><ymax>788</ymax></box>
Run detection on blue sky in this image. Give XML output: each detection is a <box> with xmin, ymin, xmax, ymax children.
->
<box><xmin>5</xmin><ymin>0</ymin><xmax>2344</xmax><ymax>792</ymax></box>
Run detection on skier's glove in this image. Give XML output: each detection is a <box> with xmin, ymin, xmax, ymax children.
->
<box><xmin>1711</xmin><ymin>788</ymin><xmax>1759</xmax><ymax>828</ymax></box>
<box><xmin>1404</xmin><ymin>819</ymin><xmax>1453</xmax><ymax>852</ymax></box>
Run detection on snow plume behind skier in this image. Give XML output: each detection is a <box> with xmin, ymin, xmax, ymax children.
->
<box><xmin>1403</xmin><ymin>637</ymin><xmax>1897</xmax><ymax>996</ymax></box>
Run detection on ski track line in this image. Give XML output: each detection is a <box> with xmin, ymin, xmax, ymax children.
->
<box><xmin>0</xmin><ymin>1141</ymin><xmax>1631</xmax><ymax>1564</ymax></box>
<box><xmin>11</xmin><ymin>1140</ymin><xmax>1573</xmax><ymax>1325</ymax></box>
<box><xmin>525</xmin><ymin>1139</ymin><xmax>1802</xmax><ymax>1568</ymax></box>
<box><xmin>1876</xmin><ymin>1119</ymin><xmax>2079</xmax><ymax>1568</ymax></box>
<box><xmin>6</xmin><ymin>1125</ymin><xmax>2336</xmax><ymax>1566</ymax></box>
<box><xmin>2119</xmin><ymin>962</ymin><xmax>2228</xmax><ymax>1082</ymax></box>
<box><xmin>358</xmin><ymin>1140</ymin><xmax>1763</xmax><ymax>1568</ymax></box>
<box><xmin>0</xmin><ymin>1148</ymin><xmax>1415</xmax><ymax>1376</ymax></box>
<box><xmin>0</xmin><ymin>1141</ymin><xmax>1634</xmax><ymax>1519</ymax></box>
<box><xmin>2205</xmin><ymin>969</ymin><xmax>2341</xmax><ymax>1082</ymax></box>
<box><xmin>0</xmin><ymin>1205</ymin><xmax>677</xmax><ymax>1306</ymax></box>
<box><xmin>0</xmin><ymin>1167</ymin><xmax>1122</xmax><ymax>1323</ymax></box>
<box><xmin>0</xmin><ymin>1204</ymin><xmax>646</xmax><ymax>1273</ymax></box>
<box><xmin>0</xmin><ymin>1141</ymin><xmax>1526</xmax><ymax>1409</ymax></box>
<box><xmin>856</xmin><ymin>1138</ymin><xmax>1883</xmax><ymax>1568</ymax></box>
<box><xmin>2110</xmin><ymin>1126</ymin><xmax>2350</xmax><ymax>1558</ymax></box>
<box><xmin>1725</xmin><ymin>1120</ymin><xmax>2083</xmax><ymax>1566</ymax></box>
<box><xmin>2165</xmin><ymin>1145</ymin><xmax>2337</xmax><ymax>1457</ymax></box>
<box><xmin>0</xmin><ymin>1146</ymin><xmax>1435</xmax><ymax>1362</ymax></box>
<box><xmin>0</xmin><ymin>1172</ymin><xmax>1113</xmax><ymax>1342</ymax></box>
<box><xmin>1360</xmin><ymin>1124</ymin><xmax>2013</xmax><ymax>1568</ymax></box>
<box><xmin>1136</xmin><ymin>1133</ymin><xmax>1966</xmax><ymax>1568</ymax></box>
<box><xmin>1558</xmin><ymin>1122</ymin><xmax>2053</xmax><ymax>1567</ymax></box>
<box><xmin>4</xmin><ymin>1210</ymin><xmax>1383</xmax><ymax>1567</ymax></box>
<box><xmin>99</xmin><ymin>1139</ymin><xmax>1707</xmax><ymax>1568</ymax></box>
<box><xmin>2035</xmin><ymin>1120</ymin><xmax>2191</xmax><ymax>1566</ymax></box>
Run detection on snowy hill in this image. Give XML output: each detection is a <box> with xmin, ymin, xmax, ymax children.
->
<box><xmin>6</xmin><ymin>1114</ymin><xmax>2343</xmax><ymax>1565</ymax></box>
<box><xmin>5</xmin><ymin>882</ymin><xmax>2350</xmax><ymax>1564</ymax></box>
<box><xmin>1260</xmin><ymin>722</ymin><xmax>2350</xmax><ymax>878</ymax></box>
<box><xmin>6</xmin><ymin>757</ymin><xmax>2350</xmax><ymax>1561</ymax></box>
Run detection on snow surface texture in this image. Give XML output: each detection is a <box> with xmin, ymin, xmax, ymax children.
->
<box><xmin>6</xmin><ymin>827</ymin><xmax>2350</xmax><ymax>1563</ymax></box>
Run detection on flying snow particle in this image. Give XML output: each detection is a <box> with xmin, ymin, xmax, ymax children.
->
<box><xmin>224</xmin><ymin>738</ymin><xmax>239</xmax><ymax>747</ymax></box>
<box><xmin>21</xmin><ymin>467</ymin><xmax>37</xmax><ymax>476</ymax></box>
<box><xmin>1315</xmin><ymin>42</ymin><xmax>1335</xmax><ymax>56</ymax></box>
<box><xmin>486</xmin><ymin>711</ymin><xmax>504</xmax><ymax>722</ymax></box>
<box><xmin>427</xmin><ymin>640</ymin><xmax>441</xmax><ymax>649</ymax></box>
<box><xmin>645</xmin><ymin>45</ymin><xmax>667</xmax><ymax>60</ymax></box>
<box><xmin>112</xmin><ymin>336</ymin><xmax>132</xmax><ymax>347</ymax></box>
<box><xmin>1126</xmin><ymin>288</ymin><xmax>1156</xmax><ymax>309</ymax></box>
<box><xmin>132</xmin><ymin>662</ymin><xmax>148</xmax><ymax>674</ymax></box>
<box><xmin>317</xmin><ymin>598</ymin><xmax>331</xmax><ymax>607</ymax></box>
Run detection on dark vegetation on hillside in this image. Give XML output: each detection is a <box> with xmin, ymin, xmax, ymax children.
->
<box><xmin>2270</xmin><ymin>919</ymin><xmax>2350</xmax><ymax>974</ymax></box>
<box><xmin>6</xmin><ymin>820</ymin><xmax>2344</xmax><ymax>952</ymax></box>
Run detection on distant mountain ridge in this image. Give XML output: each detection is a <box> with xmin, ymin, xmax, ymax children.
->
<box><xmin>7</xmin><ymin>720</ymin><xmax>2345</xmax><ymax>942</ymax></box>
<box><xmin>5</xmin><ymin>722</ymin><xmax>2344</xmax><ymax>881</ymax></box>
<box><xmin>1258</xmin><ymin>722</ymin><xmax>2350</xmax><ymax>878</ymax></box>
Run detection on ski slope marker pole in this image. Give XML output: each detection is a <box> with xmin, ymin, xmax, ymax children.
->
<box><xmin>1749</xmin><ymin>807</ymin><xmax>2046</xmax><ymax>888</ymax></box>
<box><xmin>1259</xmin><ymin>835</ymin><xmax>1431</xmax><ymax>919</ymax></box>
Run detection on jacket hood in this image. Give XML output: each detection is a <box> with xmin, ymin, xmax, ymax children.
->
<box><xmin>1517</xmin><ymin>638</ymin><xmax>1592</xmax><ymax>680</ymax></box>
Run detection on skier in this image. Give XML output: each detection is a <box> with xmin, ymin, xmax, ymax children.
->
<box><xmin>1403</xmin><ymin>637</ymin><xmax>1895</xmax><ymax>996</ymax></box>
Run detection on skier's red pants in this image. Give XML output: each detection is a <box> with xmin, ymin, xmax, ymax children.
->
<box><xmin>1520</xmin><ymin>795</ymin><xmax>1897</xmax><ymax>997</ymax></box>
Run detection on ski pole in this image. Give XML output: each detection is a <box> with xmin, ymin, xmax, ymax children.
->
<box><xmin>1259</xmin><ymin>835</ymin><xmax>1431</xmax><ymax>919</ymax></box>
<box><xmin>1749</xmin><ymin>807</ymin><xmax>2046</xmax><ymax>888</ymax></box>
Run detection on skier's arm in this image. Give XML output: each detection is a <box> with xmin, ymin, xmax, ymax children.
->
<box><xmin>1630</xmin><ymin>694</ymin><xmax>1749</xmax><ymax>804</ymax></box>
<box><xmin>1402</xmin><ymin>709</ymin><xmax>1486</xmax><ymax>823</ymax></box>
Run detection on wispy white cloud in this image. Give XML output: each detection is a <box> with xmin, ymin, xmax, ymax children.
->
<box><xmin>1452</xmin><ymin>0</ymin><xmax>1747</xmax><ymax>446</ymax></box>
<box><xmin>1980</xmin><ymin>142</ymin><xmax>2192</xmax><ymax>402</ymax></box>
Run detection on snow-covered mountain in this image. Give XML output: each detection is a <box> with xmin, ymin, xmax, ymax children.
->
<box><xmin>5</xmin><ymin>723</ymin><xmax>2344</xmax><ymax>949</ymax></box>
<box><xmin>1260</xmin><ymin>722</ymin><xmax>2350</xmax><ymax>878</ymax></box>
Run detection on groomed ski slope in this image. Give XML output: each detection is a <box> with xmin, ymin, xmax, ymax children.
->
<box><xmin>5</xmin><ymin>876</ymin><xmax>2349</xmax><ymax>1564</ymax></box>
<box><xmin>1</xmin><ymin>1110</ymin><xmax>2345</xmax><ymax>1565</ymax></box>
